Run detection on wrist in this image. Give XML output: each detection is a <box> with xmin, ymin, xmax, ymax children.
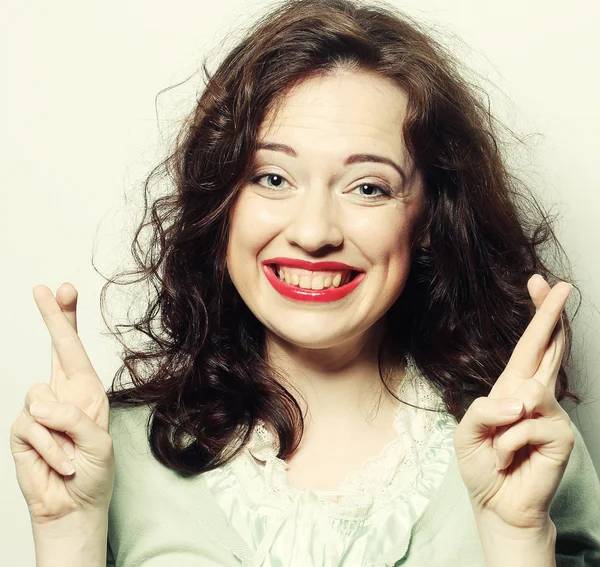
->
<box><xmin>475</xmin><ymin>516</ymin><xmax>556</xmax><ymax>567</ymax></box>
<box><xmin>32</xmin><ymin>509</ymin><xmax>109</xmax><ymax>567</ymax></box>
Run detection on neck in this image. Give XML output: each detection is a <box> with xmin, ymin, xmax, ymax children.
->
<box><xmin>264</xmin><ymin>320</ymin><xmax>405</xmax><ymax>431</ymax></box>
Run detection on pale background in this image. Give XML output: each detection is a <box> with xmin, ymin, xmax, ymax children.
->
<box><xmin>2</xmin><ymin>0</ymin><xmax>598</xmax><ymax>563</ymax></box>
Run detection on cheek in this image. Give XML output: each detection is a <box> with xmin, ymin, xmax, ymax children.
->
<box><xmin>227</xmin><ymin>194</ymin><xmax>282</xmax><ymax>274</ymax></box>
<box><xmin>349</xmin><ymin>207</ymin><xmax>416</xmax><ymax>266</ymax></box>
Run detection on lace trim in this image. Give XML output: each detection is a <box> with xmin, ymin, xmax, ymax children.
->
<box><xmin>227</xmin><ymin>358</ymin><xmax>452</xmax><ymax>518</ymax></box>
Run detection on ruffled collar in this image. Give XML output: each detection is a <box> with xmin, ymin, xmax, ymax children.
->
<box><xmin>239</xmin><ymin>357</ymin><xmax>453</xmax><ymax>518</ymax></box>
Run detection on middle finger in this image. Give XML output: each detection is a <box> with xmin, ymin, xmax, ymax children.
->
<box><xmin>50</xmin><ymin>283</ymin><xmax>79</xmax><ymax>392</ymax></box>
<box><xmin>33</xmin><ymin>285</ymin><xmax>96</xmax><ymax>382</ymax></box>
<box><xmin>503</xmin><ymin>280</ymin><xmax>571</xmax><ymax>381</ymax></box>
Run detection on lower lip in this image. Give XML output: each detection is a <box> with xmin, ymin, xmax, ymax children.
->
<box><xmin>262</xmin><ymin>264</ymin><xmax>366</xmax><ymax>302</ymax></box>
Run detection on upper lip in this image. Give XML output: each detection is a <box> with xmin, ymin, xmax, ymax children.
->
<box><xmin>262</xmin><ymin>257</ymin><xmax>363</xmax><ymax>271</ymax></box>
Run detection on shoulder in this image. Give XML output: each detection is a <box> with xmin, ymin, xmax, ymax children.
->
<box><xmin>108</xmin><ymin>403</ymin><xmax>160</xmax><ymax>503</ymax></box>
<box><xmin>108</xmin><ymin>404</ymin><xmax>155</xmax><ymax>466</ymax></box>
<box><xmin>106</xmin><ymin>403</ymin><xmax>246</xmax><ymax>565</ymax></box>
<box><xmin>109</xmin><ymin>402</ymin><xmax>153</xmax><ymax>437</ymax></box>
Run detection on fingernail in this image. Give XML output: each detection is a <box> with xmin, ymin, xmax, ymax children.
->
<box><xmin>30</xmin><ymin>402</ymin><xmax>51</xmax><ymax>418</ymax></box>
<box><xmin>63</xmin><ymin>442</ymin><xmax>76</xmax><ymax>460</ymax></box>
<box><xmin>501</xmin><ymin>400</ymin><xmax>523</xmax><ymax>415</ymax></box>
<box><xmin>61</xmin><ymin>461</ymin><xmax>76</xmax><ymax>476</ymax></box>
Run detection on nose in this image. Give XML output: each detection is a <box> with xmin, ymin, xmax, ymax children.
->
<box><xmin>283</xmin><ymin>185</ymin><xmax>343</xmax><ymax>252</ymax></box>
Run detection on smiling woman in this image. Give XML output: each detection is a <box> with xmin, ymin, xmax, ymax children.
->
<box><xmin>10</xmin><ymin>0</ymin><xmax>600</xmax><ymax>566</ymax></box>
<box><xmin>227</xmin><ymin>70</ymin><xmax>424</xmax><ymax>350</ymax></box>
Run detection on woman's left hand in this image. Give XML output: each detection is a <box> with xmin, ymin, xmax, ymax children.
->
<box><xmin>454</xmin><ymin>274</ymin><xmax>575</xmax><ymax>532</ymax></box>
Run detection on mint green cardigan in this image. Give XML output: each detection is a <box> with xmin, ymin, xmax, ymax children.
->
<box><xmin>106</xmin><ymin>404</ymin><xmax>600</xmax><ymax>566</ymax></box>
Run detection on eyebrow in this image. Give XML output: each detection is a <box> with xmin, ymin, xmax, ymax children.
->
<box><xmin>256</xmin><ymin>141</ymin><xmax>407</xmax><ymax>184</ymax></box>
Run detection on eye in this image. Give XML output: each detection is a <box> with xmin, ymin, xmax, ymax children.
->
<box><xmin>250</xmin><ymin>173</ymin><xmax>289</xmax><ymax>190</ymax></box>
<box><xmin>250</xmin><ymin>173</ymin><xmax>392</xmax><ymax>199</ymax></box>
<box><xmin>349</xmin><ymin>183</ymin><xmax>392</xmax><ymax>199</ymax></box>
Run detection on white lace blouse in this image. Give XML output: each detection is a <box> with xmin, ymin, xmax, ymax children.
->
<box><xmin>202</xmin><ymin>359</ymin><xmax>458</xmax><ymax>567</ymax></box>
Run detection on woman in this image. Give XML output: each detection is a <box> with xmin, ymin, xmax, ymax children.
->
<box><xmin>10</xmin><ymin>0</ymin><xmax>600</xmax><ymax>565</ymax></box>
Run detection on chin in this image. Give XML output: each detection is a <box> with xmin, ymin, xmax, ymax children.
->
<box><xmin>263</xmin><ymin>319</ymin><xmax>372</xmax><ymax>350</ymax></box>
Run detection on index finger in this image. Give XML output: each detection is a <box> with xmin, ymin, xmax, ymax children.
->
<box><xmin>504</xmin><ymin>280</ymin><xmax>572</xmax><ymax>381</ymax></box>
<box><xmin>33</xmin><ymin>284</ymin><xmax>97</xmax><ymax>382</ymax></box>
<box><xmin>525</xmin><ymin>275</ymin><xmax>565</xmax><ymax>392</ymax></box>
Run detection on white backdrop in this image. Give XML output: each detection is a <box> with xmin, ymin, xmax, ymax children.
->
<box><xmin>2</xmin><ymin>1</ymin><xmax>599</xmax><ymax>563</ymax></box>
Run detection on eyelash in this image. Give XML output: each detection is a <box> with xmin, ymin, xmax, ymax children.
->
<box><xmin>249</xmin><ymin>172</ymin><xmax>392</xmax><ymax>199</ymax></box>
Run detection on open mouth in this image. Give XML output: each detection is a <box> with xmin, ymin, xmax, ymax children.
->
<box><xmin>270</xmin><ymin>264</ymin><xmax>360</xmax><ymax>290</ymax></box>
<box><xmin>262</xmin><ymin>263</ymin><xmax>366</xmax><ymax>303</ymax></box>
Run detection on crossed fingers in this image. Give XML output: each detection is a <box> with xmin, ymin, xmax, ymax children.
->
<box><xmin>491</xmin><ymin>275</ymin><xmax>571</xmax><ymax>400</ymax></box>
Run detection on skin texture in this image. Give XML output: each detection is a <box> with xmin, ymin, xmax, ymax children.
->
<box><xmin>228</xmin><ymin>71</ymin><xmax>423</xmax><ymax>406</ymax></box>
<box><xmin>227</xmin><ymin>69</ymin><xmax>425</xmax><ymax>444</ymax></box>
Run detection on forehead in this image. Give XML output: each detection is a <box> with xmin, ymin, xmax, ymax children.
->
<box><xmin>258</xmin><ymin>70</ymin><xmax>411</xmax><ymax>165</ymax></box>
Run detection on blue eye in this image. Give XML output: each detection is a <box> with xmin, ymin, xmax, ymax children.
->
<box><xmin>350</xmin><ymin>183</ymin><xmax>391</xmax><ymax>199</ymax></box>
<box><xmin>250</xmin><ymin>173</ymin><xmax>287</xmax><ymax>189</ymax></box>
<box><xmin>250</xmin><ymin>172</ymin><xmax>392</xmax><ymax>199</ymax></box>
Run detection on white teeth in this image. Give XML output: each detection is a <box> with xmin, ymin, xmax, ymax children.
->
<box><xmin>275</xmin><ymin>265</ymin><xmax>354</xmax><ymax>290</ymax></box>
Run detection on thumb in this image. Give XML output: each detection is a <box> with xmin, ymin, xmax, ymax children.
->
<box><xmin>29</xmin><ymin>400</ymin><xmax>112</xmax><ymax>457</ymax></box>
<box><xmin>454</xmin><ymin>397</ymin><xmax>525</xmax><ymax>451</ymax></box>
<box><xmin>25</xmin><ymin>382</ymin><xmax>74</xmax><ymax>455</ymax></box>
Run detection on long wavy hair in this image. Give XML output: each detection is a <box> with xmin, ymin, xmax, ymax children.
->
<box><xmin>103</xmin><ymin>0</ymin><xmax>582</xmax><ymax>476</ymax></box>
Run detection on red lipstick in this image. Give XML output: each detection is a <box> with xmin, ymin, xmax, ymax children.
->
<box><xmin>261</xmin><ymin>259</ymin><xmax>366</xmax><ymax>303</ymax></box>
<box><xmin>263</xmin><ymin>257</ymin><xmax>362</xmax><ymax>271</ymax></box>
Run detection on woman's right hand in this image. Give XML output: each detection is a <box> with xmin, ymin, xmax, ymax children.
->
<box><xmin>9</xmin><ymin>283</ymin><xmax>115</xmax><ymax>526</ymax></box>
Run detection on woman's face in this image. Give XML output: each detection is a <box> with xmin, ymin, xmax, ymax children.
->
<box><xmin>227</xmin><ymin>68</ymin><xmax>425</xmax><ymax>349</ymax></box>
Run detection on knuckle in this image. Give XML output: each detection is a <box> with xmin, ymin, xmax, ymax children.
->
<box><xmin>495</xmin><ymin>430</ymin><xmax>509</xmax><ymax>451</ymax></box>
<box><xmin>64</xmin><ymin>403</ymin><xmax>84</xmax><ymax>425</ymax></box>
<box><xmin>9</xmin><ymin>417</ymin><xmax>21</xmax><ymax>440</ymax></box>
<box><xmin>470</xmin><ymin>397</ymin><xmax>488</xmax><ymax>416</ymax></box>
<box><xmin>528</xmin><ymin>377</ymin><xmax>546</xmax><ymax>397</ymax></box>
<box><xmin>45</xmin><ymin>438</ymin><xmax>63</xmax><ymax>458</ymax></box>
<box><xmin>25</xmin><ymin>382</ymin><xmax>53</xmax><ymax>405</ymax></box>
<box><xmin>516</xmin><ymin>379</ymin><xmax>545</xmax><ymax>406</ymax></box>
<box><xmin>22</xmin><ymin>418</ymin><xmax>37</xmax><ymax>439</ymax></box>
<box><xmin>12</xmin><ymin>418</ymin><xmax>39</xmax><ymax>447</ymax></box>
<box><xmin>498</xmin><ymin>422</ymin><xmax>526</xmax><ymax>451</ymax></box>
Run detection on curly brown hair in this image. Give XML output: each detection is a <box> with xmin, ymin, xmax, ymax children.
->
<box><xmin>102</xmin><ymin>0</ymin><xmax>581</xmax><ymax>477</ymax></box>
